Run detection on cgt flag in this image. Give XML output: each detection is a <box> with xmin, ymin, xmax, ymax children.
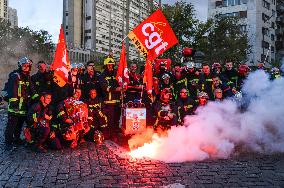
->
<box><xmin>116</xmin><ymin>42</ymin><xmax>129</xmax><ymax>87</ymax></box>
<box><xmin>128</xmin><ymin>9</ymin><xmax>178</xmax><ymax>60</ymax></box>
<box><xmin>51</xmin><ymin>25</ymin><xmax>70</xmax><ymax>87</ymax></box>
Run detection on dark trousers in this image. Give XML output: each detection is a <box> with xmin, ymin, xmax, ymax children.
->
<box><xmin>5</xmin><ymin>113</ymin><xmax>26</xmax><ymax>144</ymax></box>
<box><xmin>103</xmin><ymin>104</ymin><xmax>121</xmax><ymax>140</ymax></box>
<box><xmin>35</xmin><ymin>127</ymin><xmax>50</xmax><ymax>146</ymax></box>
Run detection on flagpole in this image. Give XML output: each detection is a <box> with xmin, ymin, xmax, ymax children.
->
<box><xmin>114</xmin><ymin>36</ymin><xmax>129</xmax><ymax>55</ymax></box>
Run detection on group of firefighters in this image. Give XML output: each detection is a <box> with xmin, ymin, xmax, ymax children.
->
<box><xmin>2</xmin><ymin>53</ymin><xmax>282</xmax><ymax>152</ymax></box>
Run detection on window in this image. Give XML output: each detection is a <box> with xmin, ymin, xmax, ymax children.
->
<box><xmin>223</xmin><ymin>0</ymin><xmax>241</xmax><ymax>6</ymax></box>
<box><xmin>271</xmin><ymin>34</ymin><xmax>275</xmax><ymax>41</ymax></box>
<box><xmin>240</xmin><ymin>11</ymin><xmax>247</xmax><ymax>18</ymax></box>
<box><xmin>262</xmin><ymin>27</ymin><xmax>269</xmax><ymax>36</ymax></box>
<box><xmin>262</xmin><ymin>13</ymin><xmax>270</xmax><ymax>22</ymax></box>
<box><xmin>66</xmin><ymin>12</ymin><xmax>68</xmax><ymax>16</ymax></box>
<box><xmin>272</xmin><ymin>10</ymin><xmax>276</xmax><ymax>17</ymax></box>
<box><xmin>261</xmin><ymin>54</ymin><xmax>269</xmax><ymax>62</ymax></box>
<box><xmin>262</xmin><ymin>0</ymin><xmax>270</xmax><ymax>10</ymax></box>
<box><xmin>86</xmin><ymin>16</ymin><xmax>91</xmax><ymax>20</ymax></box>
<box><xmin>271</xmin><ymin>22</ymin><xmax>275</xmax><ymax>29</ymax></box>
<box><xmin>240</xmin><ymin>25</ymin><xmax>247</xmax><ymax>32</ymax></box>
<box><xmin>271</xmin><ymin>46</ymin><xmax>275</xmax><ymax>53</ymax></box>
<box><xmin>262</xmin><ymin>40</ymin><xmax>269</xmax><ymax>49</ymax></box>
<box><xmin>216</xmin><ymin>1</ymin><xmax>223</xmax><ymax>7</ymax></box>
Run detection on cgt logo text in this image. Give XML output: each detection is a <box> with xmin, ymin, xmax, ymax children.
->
<box><xmin>142</xmin><ymin>22</ymin><xmax>168</xmax><ymax>56</ymax></box>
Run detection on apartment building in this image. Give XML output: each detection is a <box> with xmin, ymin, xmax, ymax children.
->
<box><xmin>63</xmin><ymin>0</ymin><xmax>159</xmax><ymax>62</ymax></box>
<box><xmin>208</xmin><ymin>0</ymin><xmax>277</xmax><ymax>65</ymax></box>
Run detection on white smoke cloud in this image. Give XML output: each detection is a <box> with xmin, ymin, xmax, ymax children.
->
<box><xmin>130</xmin><ymin>70</ymin><xmax>284</xmax><ymax>162</ymax></box>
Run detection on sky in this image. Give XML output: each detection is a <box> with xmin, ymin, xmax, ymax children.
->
<box><xmin>9</xmin><ymin>0</ymin><xmax>208</xmax><ymax>43</ymax></box>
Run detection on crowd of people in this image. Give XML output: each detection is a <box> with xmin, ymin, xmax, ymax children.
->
<box><xmin>2</xmin><ymin>54</ymin><xmax>282</xmax><ymax>153</ymax></box>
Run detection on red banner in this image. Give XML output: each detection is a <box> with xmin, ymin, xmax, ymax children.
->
<box><xmin>116</xmin><ymin>42</ymin><xmax>129</xmax><ymax>87</ymax></box>
<box><xmin>128</xmin><ymin>9</ymin><xmax>178</xmax><ymax>61</ymax></box>
<box><xmin>154</xmin><ymin>59</ymin><xmax>172</xmax><ymax>74</ymax></box>
<box><xmin>50</xmin><ymin>25</ymin><xmax>70</xmax><ymax>87</ymax></box>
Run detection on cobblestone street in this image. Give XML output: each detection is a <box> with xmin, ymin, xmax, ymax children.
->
<box><xmin>0</xmin><ymin>111</ymin><xmax>284</xmax><ymax>187</ymax></box>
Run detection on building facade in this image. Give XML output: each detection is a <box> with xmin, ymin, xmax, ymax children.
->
<box><xmin>0</xmin><ymin>0</ymin><xmax>8</xmax><ymax>20</ymax></box>
<box><xmin>276</xmin><ymin>0</ymin><xmax>284</xmax><ymax>61</ymax></box>
<box><xmin>208</xmin><ymin>0</ymin><xmax>277</xmax><ymax>66</ymax></box>
<box><xmin>8</xmin><ymin>7</ymin><xmax>17</xmax><ymax>27</ymax></box>
<box><xmin>63</xmin><ymin>0</ymin><xmax>159</xmax><ymax>62</ymax></box>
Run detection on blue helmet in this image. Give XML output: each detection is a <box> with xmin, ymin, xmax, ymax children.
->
<box><xmin>18</xmin><ymin>57</ymin><xmax>32</xmax><ymax>67</ymax></box>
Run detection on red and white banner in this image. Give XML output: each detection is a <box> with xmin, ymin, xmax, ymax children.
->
<box><xmin>128</xmin><ymin>9</ymin><xmax>178</xmax><ymax>93</ymax></box>
<box><xmin>128</xmin><ymin>9</ymin><xmax>178</xmax><ymax>60</ymax></box>
<box><xmin>51</xmin><ymin>25</ymin><xmax>70</xmax><ymax>87</ymax></box>
<box><xmin>116</xmin><ymin>42</ymin><xmax>129</xmax><ymax>87</ymax></box>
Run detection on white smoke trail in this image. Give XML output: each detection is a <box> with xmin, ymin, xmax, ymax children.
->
<box><xmin>130</xmin><ymin>70</ymin><xmax>284</xmax><ymax>162</ymax></box>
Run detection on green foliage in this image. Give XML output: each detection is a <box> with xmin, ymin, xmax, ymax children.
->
<box><xmin>160</xmin><ymin>1</ymin><xmax>199</xmax><ymax>62</ymax></box>
<box><xmin>0</xmin><ymin>19</ymin><xmax>55</xmax><ymax>64</ymax></box>
<box><xmin>159</xmin><ymin>2</ymin><xmax>250</xmax><ymax>65</ymax></box>
<box><xmin>195</xmin><ymin>15</ymin><xmax>250</xmax><ymax>64</ymax></box>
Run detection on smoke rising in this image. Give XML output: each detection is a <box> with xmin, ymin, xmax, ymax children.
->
<box><xmin>130</xmin><ymin>70</ymin><xmax>284</xmax><ymax>162</ymax></box>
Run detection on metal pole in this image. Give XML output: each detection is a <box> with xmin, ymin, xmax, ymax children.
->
<box><xmin>125</xmin><ymin>0</ymin><xmax>131</xmax><ymax>61</ymax></box>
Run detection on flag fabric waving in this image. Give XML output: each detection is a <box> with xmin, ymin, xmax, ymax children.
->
<box><xmin>143</xmin><ymin>57</ymin><xmax>154</xmax><ymax>94</ymax></box>
<box><xmin>116</xmin><ymin>42</ymin><xmax>129</xmax><ymax>87</ymax></box>
<box><xmin>128</xmin><ymin>9</ymin><xmax>178</xmax><ymax>61</ymax></box>
<box><xmin>51</xmin><ymin>25</ymin><xmax>70</xmax><ymax>87</ymax></box>
<box><xmin>128</xmin><ymin>9</ymin><xmax>178</xmax><ymax>93</ymax></box>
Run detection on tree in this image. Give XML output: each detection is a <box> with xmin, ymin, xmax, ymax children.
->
<box><xmin>195</xmin><ymin>15</ymin><xmax>251</xmax><ymax>64</ymax></box>
<box><xmin>159</xmin><ymin>2</ymin><xmax>250</xmax><ymax>65</ymax></box>
<box><xmin>0</xmin><ymin>19</ymin><xmax>55</xmax><ymax>64</ymax></box>
<box><xmin>0</xmin><ymin>19</ymin><xmax>55</xmax><ymax>88</ymax></box>
<box><xmin>160</xmin><ymin>1</ymin><xmax>199</xmax><ymax>63</ymax></box>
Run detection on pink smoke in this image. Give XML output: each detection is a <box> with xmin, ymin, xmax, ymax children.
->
<box><xmin>129</xmin><ymin>70</ymin><xmax>284</xmax><ymax>162</ymax></box>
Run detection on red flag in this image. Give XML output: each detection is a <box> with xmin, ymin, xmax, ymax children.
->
<box><xmin>128</xmin><ymin>9</ymin><xmax>178</xmax><ymax>60</ymax></box>
<box><xmin>50</xmin><ymin>25</ymin><xmax>70</xmax><ymax>87</ymax></box>
<box><xmin>116</xmin><ymin>42</ymin><xmax>129</xmax><ymax>87</ymax></box>
<box><xmin>144</xmin><ymin>56</ymin><xmax>154</xmax><ymax>94</ymax></box>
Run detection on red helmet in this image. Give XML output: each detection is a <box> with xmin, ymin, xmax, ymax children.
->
<box><xmin>238</xmin><ymin>64</ymin><xmax>249</xmax><ymax>74</ymax></box>
<box><xmin>212</xmin><ymin>62</ymin><xmax>221</xmax><ymax>69</ymax></box>
<box><xmin>160</xmin><ymin>88</ymin><xmax>172</xmax><ymax>101</ymax></box>
<box><xmin>182</xmin><ymin>47</ymin><xmax>193</xmax><ymax>57</ymax></box>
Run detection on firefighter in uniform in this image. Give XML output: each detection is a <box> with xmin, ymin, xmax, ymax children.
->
<box><xmin>212</xmin><ymin>75</ymin><xmax>234</xmax><ymax>98</ymax></box>
<box><xmin>125</xmin><ymin>63</ymin><xmax>142</xmax><ymax>102</ymax></box>
<box><xmin>198</xmin><ymin>63</ymin><xmax>214</xmax><ymax>100</ymax></box>
<box><xmin>57</xmin><ymin>88</ymin><xmax>88</xmax><ymax>148</ymax></box>
<box><xmin>172</xmin><ymin>63</ymin><xmax>187</xmax><ymax>99</ymax></box>
<box><xmin>31</xmin><ymin>61</ymin><xmax>53</xmax><ymax>103</ymax></box>
<box><xmin>27</xmin><ymin>93</ymin><xmax>61</xmax><ymax>152</ymax></box>
<box><xmin>270</xmin><ymin>67</ymin><xmax>281</xmax><ymax>80</ymax></box>
<box><xmin>99</xmin><ymin>57</ymin><xmax>121</xmax><ymax>140</ymax></box>
<box><xmin>177</xmin><ymin>88</ymin><xmax>196</xmax><ymax>124</ymax></box>
<box><xmin>68</xmin><ymin>63</ymin><xmax>83</xmax><ymax>97</ymax></box>
<box><xmin>159</xmin><ymin>73</ymin><xmax>173</xmax><ymax>94</ymax></box>
<box><xmin>222</xmin><ymin>61</ymin><xmax>238</xmax><ymax>89</ymax></box>
<box><xmin>81</xmin><ymin>61</ymin><xmax>101</xmax><ymax>100</ymax></box>
<box><xmin>84</xmin><ymin>88</ymin><xmax>108</xmax><ymax>143</ymax></box>
<box><xmin>236</xmin><ymin>64</ymin><xmax>250</xmax><ymax>91</ymax></box>
<box><xmin>5</xmin><ymin>57</ymin><xmax>33</xmax><ymax>149</ymax></box>
<box><xmin>153</xmin><ymin>88</ymin><xmax>178</xmax><ymax>131</ymax></box>
<box><xmin>185</xmin><ymin>62</ymin><xmax>199</xmax><ymax>100</ymax></box>
<box><xmin>196</xmin><ymin>91</ymin><xmax>209</xmax><ymax>109</ymax></box>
